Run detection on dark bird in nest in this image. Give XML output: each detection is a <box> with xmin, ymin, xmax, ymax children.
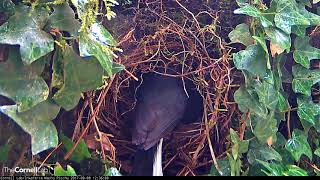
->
<box><xmin>131</xmin><ymin>73</ymin><xmax>189</xmax><ymax>176</ymax></box>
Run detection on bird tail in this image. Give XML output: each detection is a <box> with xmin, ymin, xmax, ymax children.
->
<box><xmin>153</xmin><ymin>138</ymin><xmax>163</xmax><ymax>176</ymax></box>
<box><xmin>132</xmin><ymin>139</ymin><xmax>164</xmax><ymax>176</ymax></box>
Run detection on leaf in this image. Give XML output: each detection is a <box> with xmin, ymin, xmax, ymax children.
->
<box><xmin>234</xmin><ymin>86</ymin><xmax>267</xmax><ymax>117</ymax></box>
<box><xmin>234</xmin><ymin>5</ymin><xmax>273</xmax><ymax>27</ymax></box>
<box><xmin>0</xmin><ymin>5</ymin><xmax>54</xmax><ymax>64</ymax></box>
<box><xmin>285</xmin><ymin>129</ymin><xmax>312</xmax><ymax>161</ymax></box>
<box><xmin>0</xmin><ymin>144</ymin><xmax>10</xmax><ymax>161</ymax></box>
<box><xmin>54</xmin><ymin>164</ymin><xmax>77</xmax><ymax>176</ymax></box>
<box><xmin>252</xmin><ymin>35</ymin><xmax>271</xmax><ymax>69</ymax></box>
<box><xmin>0</xmin><ymin>0</ymin><xmax>14</xmax><ymax>13</ymax></box>
<box><xmin>297</xmin><ymin>96</ymin><xmax>320</xmax><ymax>126</ymax></box>
<box><xmin>233</xmin><ymin>44</ymin><xmax>268</xmax><ymax>77</ymax></box>
<box><xmin>0</xmin><ymin>47</ymin><xmax>49</xmax><ymax>112</ymax></box>
<box><xmin>209</xmin><ymin>158</ymin><xmax>230</xmax><ymax>176</ymax></box>
<box><xmin>247</xmin><ymin>145</ymin><xmax>282</xmax><ymax>165</ymax></box>
<box><xmin>292</xmin><ymin>65</ymin><xmax>320</xmax><ymax>96</ymax></box>
<box><xmin>60</xmin><ymin>134</ymin><xmax>91</xmax><ymax>163</ymax></box>
<box><xmin>265</xmin><ymin>27</ymin><xmax>291</xmax><ymax>56</ymax></box>
<box><xmin>254</xmin><ymin>81</ymin><xmax>278</xmax><ymax>110</ymax></box>
<box><xmin>230</xmin><ymin>128</ymin><xmax>249</xmax><ymax>160</ymax></box>
<box><xmin>273</xmin><ymin>0</ymin><xmax>310</xmax><ymax>34</ymax></box>
<box><xmin>51</xmin><ymin>46</ymin><xmax>64</xmax><ymax>89</ymax></box>
<box><xmin>228</xmin><ymin>23</ymin><xmax>254</xmax><ymax>46</ymax></box>
<box><xmin>0</xmin><ymin>100</ymin><xmax>60</xmax><ymax>155</ymax></box>
<box><xmin>47</xmin><ymin>3</ymin><xmax>81</xmax><ymax>37</ymax></box>
<box><xmin>292</xmin><ymin>25</ymin><xmax>307</xmax><ymax>36</ymax></box>
<box><xmin>286</xmin><ymin>165</ymin><xmax>308</xmax><ymax>176</ymax></box>
<box><xmin>79</xmin><ymin>23</ymin><xmax>118</xmax><ymax>76</ymax></box>
<box><xmin>104</xmin><ymin>167</ymin><xmax>122</xmax><ymax>176</ymax></box>
<box><xmin>52</xmin><ymin>46</ymin><xmax>104</xmax><ymax>111</ymax></box>
<box><xmin>297</xmin><ymin>4</ymin><xmax>320</xmax><ymax>25</ymax></box>
<box><xmin>315</xmin><ymin>148</ymin><xmax>320</xmax><ymax>157</ymax></box>
<box><xmin>112</xmin><ymin>62</ymin><xmax>125</xmax><ymax>75</ymax></box>
<box><xmin>257</xmin><ymin>160</ymin><xmax>308</xmax><ymax>176</ymax></box>
<box><xmin>253</xmin><ymin>113</ymin><xmax>278</xmax><ymax>144</ymax></box>
<box><xmin>293</xmin><ymin>36</ymin><xmax>320</xmax><ymax>68</ymax></box>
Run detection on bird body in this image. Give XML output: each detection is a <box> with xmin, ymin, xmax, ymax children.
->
<box><xmin>132</xmin><ymin>73</ymin><xmax>188</xmax><ymax>176</ymax></box>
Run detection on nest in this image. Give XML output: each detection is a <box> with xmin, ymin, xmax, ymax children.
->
<box><xmin>68</xmin><ymin>0</ymin><xmax>243</xmax><ymax>176</ymax></box>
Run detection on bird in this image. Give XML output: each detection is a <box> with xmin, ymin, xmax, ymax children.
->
<box><xmin>131</xmin><ymin>73</ymin><xmax>188</xmax><ymax>176</ymax></box>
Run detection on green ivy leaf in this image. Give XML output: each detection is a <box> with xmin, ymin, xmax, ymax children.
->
<box><xmin>228</xmin><ymin>23</ymin><xmax>254</xmax><ymax>46</ymax></box>
<box><xmin>52</xmin><ymin>46</ymin><xmax>104</xmax><ymax>111</ymax></box>
<box><xmin>104</xmin><ymin>167</ymin><xmax>122</xmax><ymax>176</ymax></box>
<box><xmin>286</xmin><ymin>165</ymin><xmax>308</xmax><ymax>176</ymax></box>
<box><xmin>234</xmin><ymin>86</ymin><xmax>268</xmax><ymax>117</ymax></box>
<box><xmin>0</xmin><ymin>144</ymin><xmax>10</xmax><ymax>162</ymax></box>
<box><xmin>293</xmin><ymin>36</ymin><xmax>320</xmax><ymax>68</ymax></box>
<box><xmin>79</xmin><ymin>23</ymin><xmax>118</xmax><ymax>76</ymax></box>
<box><xmin>252</xmin><ymin>35</ymin><xmax>271</xmax><ymax>69</ymax></box>
<box><xmin>0</xmin><ymin>5</ymin><xmax>54</xmax><ymax>64</ymax></box>
<box><xmin>257</xmin><ymin>160</ymin><xmax>308</xmax><ymax>176</ymax></box>
<box><xmin>292</xmin><ymin>25</ymin><xmax>307</xmax><ymax>36</ymax></box>
<box><xmin>292</xmin><ymin>65</ymin><xmax>320</xmax><ymax>96</ymax></box>
<box><xmin>0</xmin><ymin>47</ymin><xmax>49</xmax><ymax>112</ymax></box>
<box><xmin>54</xmin><ymin>164</ymin><xmax>77</xmax><ymax>176</ymax></box>
<box><xmin>0</xmin><ymin>100</ymin><xmax>60</xmax><ymax>155</ymax></box>
<box><xmin>253</xmin><ymin>113</ymin><xmax>278</xmax><ymax>144</ymax></box>
<box><xmin>285</xmin><ymin>129</ymin><xmax>312</xmax><ymax>161</ymax></box>
<box><xmin>233</xmin><ymin>44</ymin><xmax>267</xmax><ymax>77</ymax></box>
<box><xmin>230</xmin><ymin>129</ymin><xmax>249</xmax><ymax>160</ymax></box>
<box><xmin>60</xmin><ymin>134</ymin><xmax>91</xmax><ymax>163</ymax></box>
<box><xmin>315</xmin><ymin>148</ymin><xmax>320</xmax><ymax>157</ymax></box>
<box><xmin>297</xmin><ymin>96</ymin><xmax>320</xmax><ymax>126</ymax></box>
<box><xmin>265</xmin><ymin>27</ymin><xmax>291</xmax><ymax>54</ymax></box>
<box><xmin>297</xmin><ymin>4</ymin><xmax>320</xmax><ymax>25</ymax></box>
<box><xmin>234</xmin><ymin>5</ymin><xmax>273</xmax><ymax>27</ymax></box>
<box><xmin>47</xmin><ymin>3</ymin><xmax>81</xmax><ymax>37</ymax></box>
<box><xmin>254</xmin><ymin>81</ymin><xmax>278</xmax><ymax>110</ymax></box>
<box><xmin>51</xmin><ymin>46</ymin><xmax>64</xmax><ymax>89</ymax></box>
<box><xmin>273</xmin><ymin>0</ymin><xmax>310</xmax><ymax>34</ymax></box>
<box><xmin>247</xmin><ymin>145</ymin><xmax>282</xmax><ymax>165</ymax></box>
<box><xmin>0</xmin><ymin>0</ymin><xmax>14</xmax><ymax>13</ymax></box>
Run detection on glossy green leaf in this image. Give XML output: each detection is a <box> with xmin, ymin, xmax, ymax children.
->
<box><xmin>0</xmin><ymin>100</ymin><xmax>60</xmax><ymax>155</ymax></box>
<box><xmin>253</xmin><ymin>113</ymin><xmax>278</xmax><ymax>144</ymax></box>
<box><xmin>209</xmin><ymin>158</ymin><xmax>230</xmax><ymax>176</ymax></box>
<box><xmin>297</xmin><ymin>4</ymin><xmax>320</xmax><ymax>25</ymax></box>
<box><xmin>0</xmin><ymin>144</ymin><xmax>10</xmax><ymax>161</ymax></box>
<box><xmin>79</xmin><ymin>23</ymin><xmax>118</xmax><ymax>76</ymax></box>
<box><xmin>60</xmin><ymin>134</ymin><xmax>91</xmax><ymax>163</ymax></box>
<box><xmin>292</xmin><ymin>25</ymin><xmax>307</xmax><ymax>36</ymax></box>
<box><xmin>257</xmin><ymin>160</ymin><xmax>308</xmax><ymax>176</ymax></box>
<box><xmin>228</xmin><ymin>23</ymin><xmax>254</xmax><ymax>46</ymax></box>
<box><xmin>0</xmin><ymin>5</ymin><xmax>54</xmax><ymax>64</ymax></box>
<box><xmin>286</xmin><ymin>165</ymin><xmax>308</xmax><ymax>176</ymax></box>
<box><xmin>47</xmin><ymin>3</ymin><xmax>81</xmax><ymax>37</ymax></box>
<box><xmin>254</xmin><ymin>81</ymin><xmax>278</xmax><ymax>110</ymax></box>
<box><xmin>315</xmin><ymin>148</ymin><xmax>320</xmax><ymax>157</ymax></box>
<box><xmin>292</xmin><ymin>65</ymin><xmax>320</xmax><ymax>96</ymax></box>
<box><xmin>233</xmin><ymin>44</ymin><xmax>267</xmax><ymax>77</ymax></box>
<box><xmin>265</xmin><ymin>27</ymin><xmax>291</xmax><ymax>54</ymax></box>
<box><xmin>234</xmin><ymin>86</ymin><xmax>267</xmax><ymax>117</ymax></box>
<box><xmin>297</xmin><ymin>96</ymin><xmax>320</xmax><ymax>126</ymax></box>
<box><xmin>247</xmin><ymin>145</ymin><xmax>282</xmax><ymax>165</ymax></box>
<box><xmin>104</xmin><ymin>167</ymin><xmax>122</xmax><ymax>176</ymax></box>
<box><xmin>285</xmin><ymin>129</ymin><xmax>312</xmax><ymax>161</ymax></box>
<box><xmin>0</xmin><ymin>0</ymin><xmax>14</xmax><ymax>13</ymax></box>
<box><xmin>252</xmin><ymin>35</ymin><xmax>271</xmax><ymax>69</ymax></box>
<box><xmin>234</xmin><ymin>5</ymin><xmax>273</xmax><ymax>27</ymax></box>
<box><xmin>52</xmin><ymin>46</ymin><xmax>104</xmax><ymax>111</ymax></box>
<box><xmin>230</xmin><ymin>129</ymin><xmax>249</xmax><ymax>160</ymax></box>
<box><xmin>54</xmin><ymin>164</ymin><xmax>77</xmax><ymax>176</ymax></box>
<box><xmin>51</xmin><ymin>46</ymin><xmax>64</xmax><ymax>89</ymax></box>
<box><xmin>0</xmin><ymin>47</ymin><xmax>49</xmax><ymax>112</ymax></box>
<box><xmin>293</xmin><ymin>36</ymin><xmax>320</xmax><ymax>68</ymax></box>
<box><xmin>274</xmin><ymin>0</ymin><xmax>310</xmax><ymax>34</ymax></box>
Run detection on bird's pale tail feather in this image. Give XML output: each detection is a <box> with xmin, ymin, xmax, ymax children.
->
<box><xmin>153</xmin><ymin>138</ymin><xmax>163</xmax><ymax>176</ymax></box>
